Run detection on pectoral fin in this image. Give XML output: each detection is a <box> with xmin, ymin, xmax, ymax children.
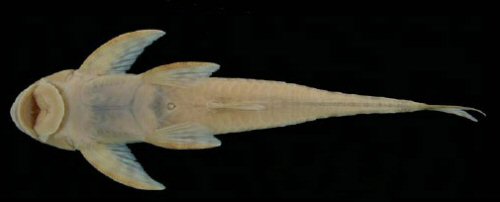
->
<box><xmin>143</xmin><ymin>62</ymin><xmax>220</xmax><ymax>87</ymax></box>
<box><xmin>146</xmin><ymin>123</ymin><xmax>221</xmax><ymax>150</ymax></box>
<box><xmin>79</xmin><ymin>30</ymin><xmax>165</xmax><ymax>76</ymax></box>
<box><xmin>80</xmin><ymin>144</ymin><xmax>165</xmax><ymax>190</ymax></box>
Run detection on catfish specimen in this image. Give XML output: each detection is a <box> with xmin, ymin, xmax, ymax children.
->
<box><xmin>10</xmin><ymin>30</ymin><xmax>485</xmax><ymax>190</ymax></box>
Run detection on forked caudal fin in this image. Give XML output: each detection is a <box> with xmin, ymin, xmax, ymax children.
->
<box><xmin>425</xmin><ymin>105</ymin><xmax>486</xmax><ymax>122</ymax></box>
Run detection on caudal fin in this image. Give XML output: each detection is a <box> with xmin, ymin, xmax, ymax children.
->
<box><xmin>426</xmin><ymin>105</ymin><xmax>486</xmax><ymax>122</ymax></box>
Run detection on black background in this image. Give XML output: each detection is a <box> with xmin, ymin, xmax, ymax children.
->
<box><xmin>2</xmin><ymin>16</ymin><xmax>495</xmax><ymax>199</ymax></box>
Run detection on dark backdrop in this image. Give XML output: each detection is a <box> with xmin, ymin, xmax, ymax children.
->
<box><xmin>2</xmin><ymin>16</ymin><xmax>494</xmax><ymax>199</ymax></box>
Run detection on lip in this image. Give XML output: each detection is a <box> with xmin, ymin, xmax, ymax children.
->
<box><xmin>11</xmin><ymin>84</ymin><xmax>38</xmax><ymax>137</ymax></box>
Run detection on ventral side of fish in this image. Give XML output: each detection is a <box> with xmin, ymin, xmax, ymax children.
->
<box><xmin>10</xmin><ymin>30</ymin><xmax>485</xmax><ymax>190</ymax></box>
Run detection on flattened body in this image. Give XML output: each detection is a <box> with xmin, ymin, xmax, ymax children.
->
<box><xmin>64</xmin><ymin>74</ymin><xmax>481</xmax><ymax>146</ymax></box>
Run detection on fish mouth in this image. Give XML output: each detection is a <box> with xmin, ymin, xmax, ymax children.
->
<box><xmin>11</xmin><ymin>84</ymin><xmax>38</xmax><ymax>137</ymax></box>
<box><xmin>11</xmin><ymin>80</ymin><xmax>65</xmax><ymax>141</ymax></box>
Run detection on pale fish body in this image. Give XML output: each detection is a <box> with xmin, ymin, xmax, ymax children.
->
<box><xmin>10</xmin><ymin>30</ymin><xmax>485</xmax><ymax>190</ymax></box>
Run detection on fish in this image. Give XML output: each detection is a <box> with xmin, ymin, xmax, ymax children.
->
<box><xmin>10</xmin><ymin>29</ymin><xmax>485</xmax><ymax>190</ymax></box>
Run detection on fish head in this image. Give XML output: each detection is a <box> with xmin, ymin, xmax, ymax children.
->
<box><xmin>11</xmin><ymin>70</ymin><xmax>75</xmax><ymax>150</ymax></box>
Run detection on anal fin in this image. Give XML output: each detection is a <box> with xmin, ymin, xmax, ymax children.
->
<box><xmin>146</xmin><ymin>123</ymin><xmax>221</xmax><ymax>150</ymax></box>
<box><xmin>207</xmin><ymin>101</ymin><xmax>266</xmax><ymax>111</ymax></box>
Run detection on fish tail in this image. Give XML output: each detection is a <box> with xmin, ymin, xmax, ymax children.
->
<box><xmin>425</xmin><ymin>105</ymin><xmax>486</xmax><ymax>122</ymax></box>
